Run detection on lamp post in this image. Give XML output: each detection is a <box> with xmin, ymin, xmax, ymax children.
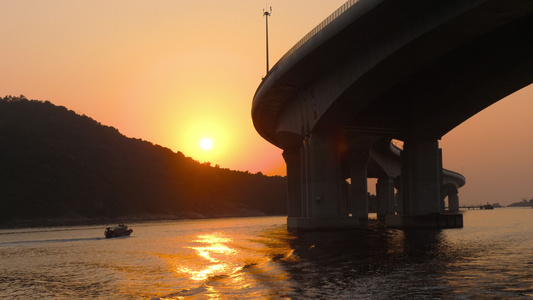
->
<box><xmin>263</xmin><ymin>7</ymin><xmax>272</xmax><ymax>75</ymax></box>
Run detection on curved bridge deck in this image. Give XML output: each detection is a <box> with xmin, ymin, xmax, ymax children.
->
<box><xmin>252</xmin><ymin>0</ymin><xmax>533</xmax><ymax>229</ymax></box>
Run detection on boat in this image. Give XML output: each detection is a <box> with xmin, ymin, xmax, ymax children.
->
<box><xmin>104</xmin><ymin>223</ymin><xmax>133</xmax><ymax>238</ymax></box>
<box><xmin>480</xmin><ymin>203</ymin><xmax>494</xmax><ymax>210</ymax></box>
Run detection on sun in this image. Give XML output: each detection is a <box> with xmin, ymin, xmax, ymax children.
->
<box><xmin>200</xmin><ymin>137</ymin><xmax>213</xmax><ymax>150</ymax></box>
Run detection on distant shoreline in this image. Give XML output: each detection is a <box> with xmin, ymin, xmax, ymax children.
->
<box><xmin>0</xmin><ymin>212</ymin><xmax>286</xmax><ymax>229</ymax></box>
<box><xmin>507</xmin><ymin>202</ymin><xmax>533</xmax><ymax>208</ymax></box>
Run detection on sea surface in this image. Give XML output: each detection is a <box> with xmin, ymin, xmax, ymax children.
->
<box><xmin>1</xmin><ymin>208</ymin><xmax>532</xmax><ymax>299</ymax></box>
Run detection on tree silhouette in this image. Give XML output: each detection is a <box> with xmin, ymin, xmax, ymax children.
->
<box><xmin>0</xmin><ymin>96</ymin><xmax>287</xmax><ymax>226</ymax></box>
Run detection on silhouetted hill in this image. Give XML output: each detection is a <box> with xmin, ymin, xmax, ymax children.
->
<box><xmin>0</xmin><ymin>96</ymin><xmax>287</xmax><ymax>227</ymax></box>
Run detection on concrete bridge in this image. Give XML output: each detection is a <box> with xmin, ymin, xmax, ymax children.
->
<box><xmin>252</xmin><ymin>0</ymin><xmax>533</xmax><ymax>230</ymax></box>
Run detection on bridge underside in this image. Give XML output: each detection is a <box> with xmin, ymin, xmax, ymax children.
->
<box><xmin>252</xmin><ymin>0</ymin><xmax>533</xmax><ymax>230</ymax></box>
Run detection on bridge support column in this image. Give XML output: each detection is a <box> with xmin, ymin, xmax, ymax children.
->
<box><xmin>387</xmin><ymin>137</ymin><xmax>462</xmax><ymax>228</ymax></box>
<box><xmin>395</xmin><ymin>183</ymin><xmax>403</xmax><ymax>214</ymax></box>
<box><xmin>376</xmin><ymin>178</ymin><xmax>394</xmax><ymax>220</ymax></box>
<box><xmin>447</xmin><ymin>185</ymin><xmax>460</xmax><ymax>213</ymax></box>
<box><xmin>448</xmin><ymin>193</ymin><xmax>459</xmax><ymax>213</ymax></box>
<box><xmin>282</xmin><ymin>148</ymin><xmax>302</xmax><ymax>218</ymax></box>
<box><xmin>287</xmin><ymin>132</ymin><xmax>359</xmax><ymax>231</ymax></box>
<box><xmin>348</xmin><ymin>149</ymin><xmax>370</xmax><ymax>221</ymax></box>
<box><xmin>402</xmin><ymin>138</ymin><xmax>442</xmax><ymax>215</ymax></box>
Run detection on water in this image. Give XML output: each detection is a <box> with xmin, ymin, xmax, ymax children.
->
<box><xmin>1</xmin><ymin>208</ymin><xmax>532</xmax><ymax>299</ymax></box>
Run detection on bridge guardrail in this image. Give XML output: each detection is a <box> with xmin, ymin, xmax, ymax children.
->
<box><xmin>263</xmin><ymin>0</ymin><xmax>361</xmax><ymax>82</ymax></box>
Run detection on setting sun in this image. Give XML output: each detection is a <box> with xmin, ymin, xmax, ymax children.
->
<box><xmin>200</xmin><ymin>137</ymin><xmax>213</xmax><ymax>150</ymax></box>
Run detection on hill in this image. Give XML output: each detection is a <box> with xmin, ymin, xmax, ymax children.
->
<box><xmin>0</xmin><ymin>96</ymin><xmax>287</xmax><ymax>227</ymax></box>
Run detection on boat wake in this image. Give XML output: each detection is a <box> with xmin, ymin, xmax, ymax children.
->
<box><xmin>150</xmin><ymin>274</ymin><xmax>231</xmax><ymax>299</ymax></box>
<box><xmin>0</xmin><ymin>237</ymin><xmax>105</xmax><ymax>246</ymax></box>
<box><xmin>151</xmin><ymin>256</ymin><xmax>293</xmax><ymax>299</ymax></box>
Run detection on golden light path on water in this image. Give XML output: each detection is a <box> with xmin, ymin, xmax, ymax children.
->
<box><xmin>178</xmin><ymin>233</ymin><xmax>238</xmax><ymax>282</ymax></box>
<box><xmin>152</xmin><ymin>222</ymin><xmax>300</xmax><ymax>299</ymax></box>
<box><xmin>137</xmin><ymin>218</ymin><xmax>301</xmax><ymax>299</ymax></box>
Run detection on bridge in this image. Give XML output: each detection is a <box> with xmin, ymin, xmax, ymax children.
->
<box><xmin>252</xmin><ymin>0</ymin><xmax>533</xmax><ymax>230</ymax></box>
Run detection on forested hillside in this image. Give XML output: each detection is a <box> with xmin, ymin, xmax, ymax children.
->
<box><xmin>0</xmin><ymin>96</ymin><xmax>287</xmax><ymax>226</ymax></box>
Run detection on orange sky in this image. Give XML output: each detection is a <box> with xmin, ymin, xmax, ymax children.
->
<box><xmin>1</xmin><ymin>0</ymin><xmax>532</xmax><ymax>206</ymax></box>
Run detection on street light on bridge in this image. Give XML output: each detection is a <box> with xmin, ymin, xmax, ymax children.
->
<box><xmin>263</xmin><ymin>7</ymin><xmax>272</xmax><ymax>75</ymax></box>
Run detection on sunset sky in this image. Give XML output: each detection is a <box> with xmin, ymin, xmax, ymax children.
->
<box><xmin>1</xmin><ymin>0</ymin><xmax>532</xmax><ymax>206</ymax></box>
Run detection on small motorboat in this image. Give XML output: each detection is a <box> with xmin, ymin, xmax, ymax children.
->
<box><xmin>104</xmin><ymin>223</ymin><xmax>133</xmax><ymax>238</ymax></box>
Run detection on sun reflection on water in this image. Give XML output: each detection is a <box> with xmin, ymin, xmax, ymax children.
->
<box><xmin>155</xmin><ymin>222</ymin><xmax>297</xmax><ymax>299</ymax></box>
<box><xmin>177</xmin><ymin>233</ymin><xmax>239</xmax><ymax>281</ymax></box>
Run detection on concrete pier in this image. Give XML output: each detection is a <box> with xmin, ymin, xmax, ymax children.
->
<box><xmin>386</xmin><ymin>213</ymin><xmax>463</xmax><ymax>228</ymax></box>
<box><xmin>447</xmin><ymin>186</ymin><xmax>460</xmax><ymax>213</ymax></box>
<box><xmin>390</xmin><ymin>138</ymin><xmax>463</xmax><ymax>228</ymax></box>
<box><xmin>348</xmin><ymin>148</ymin><xmax>370</xmax><ymax>221</ymax></box>
<box><xmin>284</xmin><ymin>132</ymin><xmax>360</xmax><ymax>230</ymax></box>
<box><xmin>282</xmin><ymin>148</ymin><xmax>303</xmax><ymax>218</ymax></box>
<box><xmin>376</xmin><ymin>178</ymin><xmax>395</xmax><ymax>219</ymax></box>
<box><xmin>287</xmin><ymin>217</ymin><xmax>359</xmax><ymax>231</ymax></box>
<box><xmin>281</xmin><ymin>132</ymin><xmax>464</xmax><ymax>230</ymax></box>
